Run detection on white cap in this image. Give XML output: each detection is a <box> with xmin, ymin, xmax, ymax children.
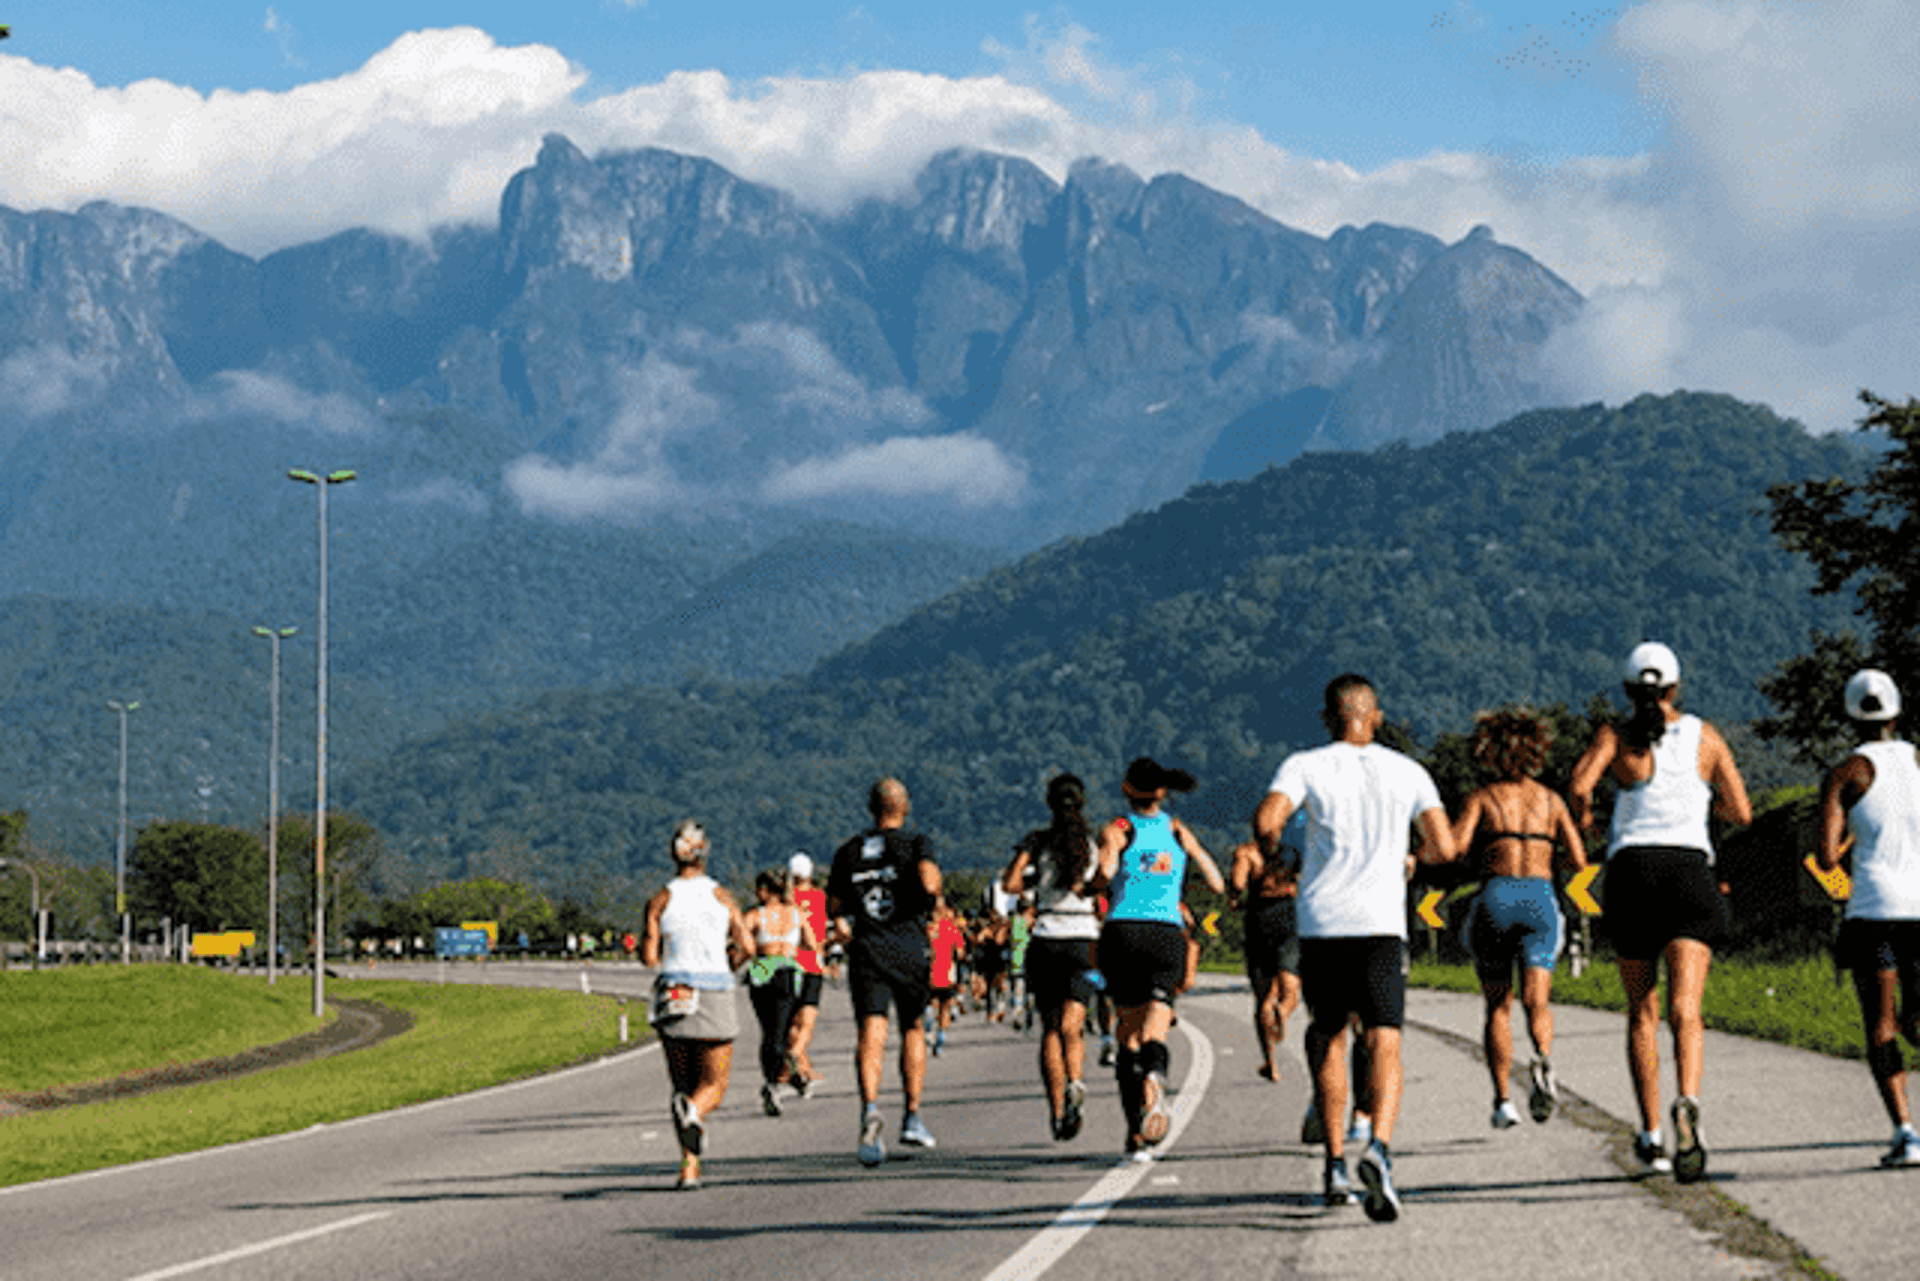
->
<box><xmin>787</xmin><ymin>851</ymin><xmax>814</xmax><ymax>879</ymax></box>
<box><xmin>1846</xmin><ymin>669</ymin><xmax>1901</xmax><ymax>721</ymax></box>
<box><xmin>1623</xmin><ymin>641</ymin><xmax>1680</xmax><ymax>689</ymax></box>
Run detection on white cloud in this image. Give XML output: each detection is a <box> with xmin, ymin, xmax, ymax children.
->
<box><xmin>762</xmin><ymin>433</ymin><xmax>1026</xmax><ymax>507</ymax></box>
<box><xmin>0</xmin><ymin>345</ymin><xmax>110</xmax><ymax>417</ymax></box>
<box><xmin>1</xmin><ymin>4</ymin><xmax>1912</xmax><ymax>436</ymax></box>
<box><xmin>199</xmin><ymin>370</ymin><xmax>381</xmax><ymax>436</ymax></box>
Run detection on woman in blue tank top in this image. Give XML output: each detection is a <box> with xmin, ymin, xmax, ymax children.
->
<box><xmin>1090</xmin><ymin>757</ymin><xmax>1225</xmax><ymax>1161</ymax></box>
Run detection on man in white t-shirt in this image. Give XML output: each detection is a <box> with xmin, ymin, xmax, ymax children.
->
<box><xmin>1254</xmin><ymin>674</ymin><xmax>1457</xmax><ymax>1223</ymax></box>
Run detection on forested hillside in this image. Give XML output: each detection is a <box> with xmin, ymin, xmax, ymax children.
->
<box><xmin>335</xmin><ymin>392</ymin><xmax>1872</xmax><ymax>888</ymax></box>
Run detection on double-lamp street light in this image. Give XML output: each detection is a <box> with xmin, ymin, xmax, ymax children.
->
<box><xmin>107</xmin><ymin>698</ymin><xmax>138</xmax><ymax>964</ymax></box>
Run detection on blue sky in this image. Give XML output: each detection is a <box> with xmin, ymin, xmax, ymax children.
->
<box><xmin>0</xmin><ymin>1</ymin><xmax>1915</xmax><ymax>434</ymax></box>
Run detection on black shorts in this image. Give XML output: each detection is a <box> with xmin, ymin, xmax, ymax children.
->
<box><xmin>1244</xmin><ymin>897</ymin><xmax>1301</xmax><ymax>987</ymax></box>
<box><xmin>1099</xmin><ymin>919</ymin><xmax>1187</xmax><ymax>1008</ymax></box>
<box><xmin>1298</xmin><ymin>936</ymin><xmax>1407</xmax><ymax>1033</ymax></box>
<box><xmin>796</xmin><ymin>969</ymin><xmax>824</xmax><ymax>1008</ymax></box>
<box><xmin>1602</xmin><ymin>845</ymin><xmax>1730</xmax><ymax>961</ymax></box>
<box><xmin>1839</xmin><ymin>918</ymin><xmax>1920</xmax><ymax>976</ymax></box>
<box><xmin>847</xmin><ymin>933</ymin><xmax>931</xmax><ymax>1027</ymax></box>
<box><xmin>1026</xmin><ymin>934</ymin><xmax>1100</xmax><ymax>1014</ymax></box>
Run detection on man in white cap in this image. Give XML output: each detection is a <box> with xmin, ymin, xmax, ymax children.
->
<box><xmin>1571</xmin><ymin>641</ymin><xmax>1750</xmax><ymax>1182</ymax></box>
<box><xmin>785</xmin><ymin>851</ymin><xmax>829</xmax><ymax>1095</ymax></box>
<box><xmin>1819</xmin><ymin>669</ymin><xmax>1920</xmax><ymax>1167</ymax></box>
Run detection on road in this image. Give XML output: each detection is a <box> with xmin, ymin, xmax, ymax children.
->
<box><xmin>1</xmin><ymin>962</ymin><xmax>1910</xmax><ymax>1279</ymax></box>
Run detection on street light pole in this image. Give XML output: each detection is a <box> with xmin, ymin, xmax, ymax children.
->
<box><xmin>288</xmin><ymin>468</ymin><xmax>354</xmax><ymax>1018</ymax></box>
<box><xmin>252</xmin><ymin>625</ymin><xmax>297</xmax><ymax>986</ymax></box>
<box><xmin>0</xmin><ymin>857</ymin><xmax>41</xmax><ymax>971</ymax></box>
<box><xmin>106</xmin><ymin>698</ymin><xmax>139</xmax><ymax>964</ymax></box>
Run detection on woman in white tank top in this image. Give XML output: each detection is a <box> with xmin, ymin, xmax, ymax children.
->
<box><xmin>641</xmin><ymin>819</ymin><xmax>753</xmax><ymax>1189</ymax></box>
<box><xmin>1818</xmin><ymin>669</ymin><xmax>1920</xmax><ymax>1167</ymax></box>
<box><xmin>1570</xmin><ymin>642</ymin><xmax>1750</xmax><ymax>1183</ymax></box>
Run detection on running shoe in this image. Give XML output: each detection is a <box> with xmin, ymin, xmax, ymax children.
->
<box><xmin>761</xmin><ymin>1081</ymin><xmax>783</xmax><ymax>1117</ymax></box>
<box><xmin>1347</xmin><ymin>1114</ymin><xmax>1372</xmax><ymax>1149</ymax></box>
<box><xmin>1059</xmin><ymin>1079</ymin><xmax>1086</xmax><ymax>1142</ymax></box>
<box><xmin>1099</xmin><ymin>1037</ymin><xmax>1117</xmax><ymax>1068</ymax></box>
<box><xmin>1491</xmin><ymin>1099</ymin><xmax>1522</xmax><ymax>1129</ymax></box>
<box><xmin>933</xmin><ymin>1030</ymin><xmax>945</xmax><ymax>1057</ymax></box>
<box><xmin>1300</xmin><ymin>1099</ymin><xmax>1326</xmax><ymax>1146</ymax></box>
<box><xmin>858</xmin><ymin>1108</ymin><xmax>886</xmax><ymax>1167</ymax></box>
<box><xmin>1528</xmin><ymin>1057</ymin><xmax>1557</xmax><ymax>1123</ymax></box>
<box><xmin>1672</xmin><ymin>1096</ymin><xmax>1707</xmax><ymax>1183</ymax></box>
<box><xmin>1633</xmin><ymin>1131</ymin><xmax>1672</xmax><ymax>1174</ymax></box>
<box><xmin>900</xmin><ymin>1112</ymin><xmax>937</xmax><ymax>1149</ymax></box>
<box><xmin>1125</xmin><ymin>1136</ymin><xmax>1154</xmax><ymax>1164</ymax></box>
<box><xmin>1882</xmin><ymin>1128</ymin><xmax>1920</xmax><ymax>1169</ymax></box>
<box><xmin>1139</xmin><ymin>1071</ymin><xmax>1171</xmax><ymax>1146</ymax></box>
<box><xmin>1323</xmin><ymin>1157</ymin><xmax>1358</xmax><ymax>1206</ymax></box>
<box><xmin>676</xmin><ymin>1157</ymin><xmax>702</xmax><ymax>1191</ymax></box>
<box><xmin>795</xmin><ymin>1073</ymin><xmax>816</xmax><ymax>1099</ymax></box>
<box><xmin>671</xmin><ymin>1092</ymin><xmax>705</xmax><ymax>1157</ymax></box>
<box><xmin>1356</xmin><ymin>1140</ymin><xmax>1401</xmax><ymax>1223</ymax></box>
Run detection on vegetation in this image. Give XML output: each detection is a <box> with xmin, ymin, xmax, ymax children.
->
<box><xmin>1762</xmin><ymin>389</ymin><xmax>1920</xmax><ymax>764</ymax></box>
<box><xmin>0</xmin><ymin>972</ymin><xmax>633</xmax><ymax>1188</ymax></box>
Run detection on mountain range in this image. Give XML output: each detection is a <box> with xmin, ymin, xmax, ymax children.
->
<box><xmin>0</xmin><ymin>137</ymin><xmax>1583</xmax><ymax>713</ymax></box>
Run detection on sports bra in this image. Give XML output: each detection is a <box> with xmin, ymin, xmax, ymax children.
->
<box><xmin>755</xmin><ymin>906</ymin><xmax>801</xmax><ymax>949</ymax></box>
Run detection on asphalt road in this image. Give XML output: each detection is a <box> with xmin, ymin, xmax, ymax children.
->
<box><xmin>2</xmin><ymin>962</ymin><xmax>1912</xmax><ymax>1279</ymax></box>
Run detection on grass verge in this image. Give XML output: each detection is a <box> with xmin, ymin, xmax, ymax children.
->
<box><xmin>0</xmin><ymin>966</ymin><xmax>326</xmax><ymax>1091</ymax></box>
<box><xmin>1</xmin><ymin>974</ymin><xmax>643</xmax><ymax>1189</ymax></box>
<box><xmin>1406</xmin><ymin>953</ymin><xmax>1868</xmax><ymax>1061</ymax></box>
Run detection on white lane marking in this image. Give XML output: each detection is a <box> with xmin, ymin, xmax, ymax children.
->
<box><xmin>122</xmin><ymin>1211</ymin><xmax>393</xmax><ymax>1280</ymax></box>
<box><xmin>981</xmin><ymin>1015</ymin><xmax>1216</xmax><ymax>1281</ymax></box>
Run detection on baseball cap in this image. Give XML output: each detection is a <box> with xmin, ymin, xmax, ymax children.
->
<box><xmin>787</xmin><ymin>851</ymin><xmax>814</xmax><ymax>879</ymax></box>
<box><xmin>1845</xmin><ymin>669</ymin><xmax>1901</xmax><ymax>721</ymax></box>
<box><xmin>1623</xmin><ymin>641</ymin><xmax>1680</xmax><ymax>689</ymax></box>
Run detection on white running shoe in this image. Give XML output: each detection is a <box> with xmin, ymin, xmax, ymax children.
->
<box><xmin>671</xmin><ymin>1093</ymin><xmax>705</xmax><ymax>1156</ymax></box>
<box><xmin>761</xmin><ymin>1081</ymin><xmax>782</xmax><ymax>1117</ymax></box>
<box><xmin>1528</xmin><ymin>1057</ymin><xmax>1557</xmax><ymax>1123</ymax></box>
<box><xmin>857</xmin><ymin>1109</ymin><xmax>885</xmax><ymax>1166</ymax></box>
<box><xmin>1882</xmin><ymin>1128</ymin><xmax>1920</xmax><ymax>1169</ymax></box>
<box><xmin>1356</xmin><ymin>1140</ymin><xmax>1402</xmax><ymax>1223</ymax></box>
<box><xmin>1491</xmin><ymin>1099</ymin><xmax>1522</xmax><ymax>1129</ymax></box>
<box><xmin>1139</xmin><ymin>1071</ymin><xmax>1171</xmax><ymax>1145</ymax></box>
<box><xmin>1633</xmin><ymin>1130</ymin><xmax>1672</xmax><ymax>1174</ymax></box>
<box><xmin>900</xmin><ymin>1112</ymin><xmax>937</xmax><ymax>1148</ymax></box>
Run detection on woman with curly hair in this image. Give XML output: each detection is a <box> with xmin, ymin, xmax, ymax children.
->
<box><xmin>1454</xmin><ymin>705</ymin><xmax>1588</xmax><ymax>1130</ymax></box>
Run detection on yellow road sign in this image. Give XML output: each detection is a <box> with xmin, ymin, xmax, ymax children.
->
<box><xmin>1567</xmin><ymin>866</ymin><xmax>1603</xmax><ymax>915</ymax></box>
<box><xmin>1803</xmin><ymin>854</ymin><xmax>1851</xmax><ymax>900</ymax></box>
<box><xmin>1417</xmin><ymin>889</ymin><xmax>1445</xmax><ymax>930</ymax></box>
<box><xmin>1201</xmin><ymin>910</ymin><xmax>1220</xmax><ymax>937</ymax></box>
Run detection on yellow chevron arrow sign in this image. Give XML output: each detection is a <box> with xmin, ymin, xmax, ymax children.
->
<box><xmin>1567</xmin><ymin>866</ymin><xmax>1603</xmax><ymax>915</ymax></box>
<box><xmin>1803</xmin><ymin>854</ymin><xmax>1851</xmax><ymax>900</ymax></box>
<box><xmin>1202</xmin><ymin>910</ymin><xmax>1220</xmax><ymax>937</ymax></box>
<box><xmin>1417</xmin><ymin>889</ymin><xmax>1446</xmax><ymax>930</ymax></box>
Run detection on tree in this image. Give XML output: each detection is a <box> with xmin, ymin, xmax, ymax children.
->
<box><xmin>277</xmin><ymin>811</ymin><xmax>386</xmax><ymax>960</ymax></box>
<box><xmin>1763</xmin><ymin>390</ymin><xmax>1920</xmax><ymax>762</ymax></box>
<box><xmin>128</xmin><ymin>821</ymin><xmax>267</xmax><ymax>933</ymax></box>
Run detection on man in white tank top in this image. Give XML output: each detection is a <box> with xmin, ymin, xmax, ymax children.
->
<box><xmin>1819</xmin><ymin>669</ymin><xmax>1920</xmax><ymax>1167</ymax></box>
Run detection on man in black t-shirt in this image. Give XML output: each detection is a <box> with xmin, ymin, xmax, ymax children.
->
<box><xmin>827</xmin><ymin>776</ymin><xmax>943</xmax><ymax>1166</ymax></box>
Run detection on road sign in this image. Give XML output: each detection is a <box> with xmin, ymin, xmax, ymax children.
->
<box><xmin>191</xmin><ymin>931</ymin><xmax>257</xmax><ymax>958</ymax></box>
<box><xmin>1200</xmin><ymin>910</ymin><xmax>1220</xmax><ymax>937</ymax></box>
<box><xmin>435</xmin><ymin>927</ymin><xmax>490</xmax><ymax>958</ymax></box>
<box><xmin>1803</xmin><ymin>854</ymin><xmax>1851</xmax><ymax>900</ymax></box>
<box><xmin>1417</xmin><ymin>889</ymin><xmax>1446</xmax><ymax>929</ymax></box>
<box><xmin>1567</xmin><ymin>866</ymin><xmax>1603</xmax><ymax>915</ymax></box>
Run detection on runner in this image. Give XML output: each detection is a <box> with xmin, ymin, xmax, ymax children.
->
<box><xmin>1229</xmin><ymin>816</ymin><xmax>1304</xmax><ymax>1084</ymax></box>
<box><xmin>927</xmin><ymin>900</ymin><xmax>968</xmax><ymax>1056</ymax></box>
<box><xmin>784</xmin><ymin>852</ymin><xmax>829</xmax><ymax>1096</ymax></box>
<box><xmin>1453</xmin><ymin>705</ymin><xmax>1588</xmax><ymax>1128</ymax></box>
<box><xmin>1818</xmin><ymin>669</ymin><xmax>1920</xmax><ymax>1168</ymax></box>
<box><xmin>1003</xmin><ymin>772</ymin><xmax>1104</xmax><ymax>1141</ymax></box>
<box><xmin>972</xmin><ymin>905</ymin><xmax>1008</xmax><ymax>1022</ymax></box>
<box><xmin>1255</xmin><ymin>674</ymin><xmax>1458</xmax><ymax>1222</ymax></box>
<box><xmin>1090</xmin><ymin>757</ymin><xmax>1226</xmax><ymax>1162</ymax></box>
<box><xmin>639</xmin><ymin>820</ymin><xmax>754</xmax><ymax>1190</ymax></box>
<box><xmin>1570</xmin><ymin>642</ymin><xmax>1751</xmax><ymax>1182</ymax></box>
<box><xmin>825</xmin><ymin>777</ymin><xmax>943</xmax><ymax>1166</ymax></box>
<box><xmin>742</xmin><ymin>867</ymin><xmax>820</xmax><ymax>1118</ymax></box>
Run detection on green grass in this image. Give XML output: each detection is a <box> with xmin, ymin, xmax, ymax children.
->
<box><xmin>1407</xmin><ymin>954</ymin><xmax>1869</xmax><ymax>1062</ymax></box>
<box><xmin>0</xmin><ymin>971</ymin><xmax>643</xmax><ymax>1188</ymax></box>
<box><xmin>0</xmin><ymin>966</ymin><xmax>326</xmax><ymax>1091</ymax></box>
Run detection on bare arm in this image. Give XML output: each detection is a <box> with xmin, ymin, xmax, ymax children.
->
<box><xmin>1819</xmin><ymin>756</ymin><xmax>1873</xmax><ymax>872</ymax></box>
<box><xmin>1227</xmin><ymin>842</ymin><xmax>1257</xmax><ymax>909</ymax></box>
<box><xmin>1253</xmin><ymin>790</ymin><xmax>1295</xmax><ymax>858</ymax></box>
<box><xmin>718</xmin><ymin>887</ymin><xmax>754</xmax><ymax>964</ymax></box>
<box><xmin>1174</xmin><ymin>818</ymin><xmax>1227</xmax><ymax>895</ymax></box>
<box><xmin>1568</xmin><ymin>725</ymin><xmax>1618</xmax><ymax>833</ymax></box>
<box><xmin>639</xmin><ymin>889</ymin><xmax>669</xmax><ymax>969</ymax></box>
<box><xmin>1550</xmin><ymin>792</ymin><xmax>1589</xmax><ymax>873</ymax></box>
<box><xmin>1002</xmin><ymin>849</ymin><xmax>1033</xmax><ymax>896</ymax></box>
<box><xmin>1414</xmin><ymin>805</ymin><xmax>1458</xmax><ymax>865</ymax></box>
<box><xmin>1450</xmin><ymin>790</ymin><xmax>1488</xmax><ymax>857</ymax></box>
<box><xmin>1701</xmin><ymin>722</ymin><xmax>1753</xmax><ymax>827</ymax></box>
<box><xmin>1088</xmin><ymin>818</ymin><xmax>1130</xmax><ymax>893</ymax></box>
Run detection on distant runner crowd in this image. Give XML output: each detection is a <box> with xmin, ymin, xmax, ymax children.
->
<box><xmin>639</xmin><ymin>643</ymin><xmax>1920</xmax><ymax>1218</ymax></box>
